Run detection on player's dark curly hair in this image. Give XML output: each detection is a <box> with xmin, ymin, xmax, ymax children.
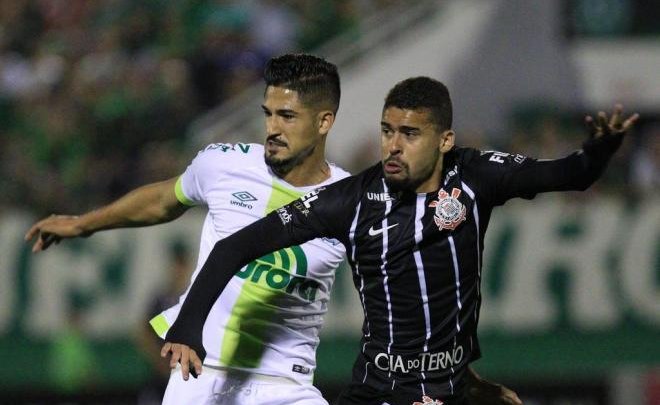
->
<box><xmin>384</xmin><ymin>77</ymin><xmax>453</xmax><ymax>130</ymax></box>
<box><xmin>264</xmin><ymin>54</ymin><xmax>340</xmax><ymax>114</ymax></box>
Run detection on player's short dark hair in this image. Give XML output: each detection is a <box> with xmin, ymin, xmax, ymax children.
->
<box><xmin>384</xmin><ymin>77</ymin><xmax>453</xmax><ymax>131</ymax></box>
<box><xmin>264</xmin><ymin>53</ymin><xmax>340</xmax><ymax>114</ymax></box>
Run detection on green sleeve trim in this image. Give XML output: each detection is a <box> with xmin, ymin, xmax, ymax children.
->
<box><xmin>149</xmin><ymin>314</ymin><xmax>170</xmax><ymax>338</ymax></box>
<box><xmin>175</xmin><ymin>176</ymin><xmax>196</xmax><ymax>206</ymax></box>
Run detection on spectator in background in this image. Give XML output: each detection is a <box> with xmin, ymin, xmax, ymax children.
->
<box><xmin>1</xmin><ymin>0</ymin><xmax>412</xmax><ymax>215</ymax></box>
<box><xmin>7</xmin><ymin>0</ymin><xmax>650</xmax><ymax>216</ymax></box>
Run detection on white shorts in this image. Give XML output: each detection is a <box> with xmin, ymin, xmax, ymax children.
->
<box><xmin>161</xmin><ymin>364</ymin><xmax>329</xmax><ymax>405</ymax></box>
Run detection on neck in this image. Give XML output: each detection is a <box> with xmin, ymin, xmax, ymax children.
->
<box><xmin>414</xmin><ymin>154</ymin><xmax>445</xmax><ymax>193</ymax></box>
<box><xmin>280</xmin><ymin>146</ymin><xmax>331</xmax><ymax>187</ymax></box>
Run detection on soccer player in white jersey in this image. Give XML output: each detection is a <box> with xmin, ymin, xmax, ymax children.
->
<box><xmin>26</xmin><ymin>54</ymin><xmax>520</xmax><ymax>405</ymax></box>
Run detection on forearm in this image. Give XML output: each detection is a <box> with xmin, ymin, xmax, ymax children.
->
<box><xmin>164</xmin><ymin>212</ymin><xmax>314</xmax><ymax>360</ymax></box>
<box><xmin>507</xmin><ymin>133</ymin><xmax>623</xmax><ymax>196</ymax></box>
<box><xmin>78</xmin><ymin>178</ymin><xmax>186</xmax><ymax>234</ymax></box>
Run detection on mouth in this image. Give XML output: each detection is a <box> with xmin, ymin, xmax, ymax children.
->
<box><xmin>384</xmin><ymin>159</ymin><xmax>404</xmax><ymax>174</ymax></box>
<box><xmin>266</xmin><ymin>137</ymin><xmax>288</xmax><ymax>151</ymax></box>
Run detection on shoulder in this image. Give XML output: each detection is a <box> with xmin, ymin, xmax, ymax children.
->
<box><xmin>196</xmin><ymin>142</ymin><xmax>263</xmax><ymax>161</ymax></box>
<box><xmin>327</xmin><ymin>162</ymin><xmax>351</xmax><ymax>182</ymax></box>
<box><xmin>454</xmin><ymin>146</ymin><xmax>529</xmax><ymax>172</ymax></box>
<box><xmin>191</xmin><ymin>142</ymin><xmax>265</xmax><ymax>172</ymax></box>
<box><xmin>451</xmin><ymin>146</ymin><xmax>487</xmax><ymax>166</ymax></box>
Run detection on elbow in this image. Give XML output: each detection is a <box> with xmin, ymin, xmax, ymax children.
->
<box><xmin>574</xmin><ymin>173</ymin><xmax>599</xmax><ymax>191</ymax></box>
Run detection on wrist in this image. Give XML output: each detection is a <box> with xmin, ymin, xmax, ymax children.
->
<box><xmin>583</xmin><ymin>133</ymin><xmax>623</xmax><ymax>159</ymax></box>
<box><xmin>77</xmin><ymin>213</ymin><xmax>97</xmax><ymax>236</ymax></box>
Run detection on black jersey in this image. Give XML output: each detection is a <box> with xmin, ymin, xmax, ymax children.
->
<box><xmin>167</xmin><ymin>134</ymin><xmax>623</xmax><ymax>405</ymax></box>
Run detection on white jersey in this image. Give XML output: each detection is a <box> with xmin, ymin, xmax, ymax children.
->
<box><xmin>150</xmin><ymin>142</ymin><xmax>349</xmax><ymax>384</ymax></box>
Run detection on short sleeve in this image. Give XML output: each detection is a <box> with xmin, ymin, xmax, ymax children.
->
<box><xmin>175</xmin><ymin>176</ymin><xmax>196</xmax><ymax>206</ymax></box>
<box><xmin>176</xmin><ymin>143</ymin><xmax>257</xmax><ymax>206</ymax></box>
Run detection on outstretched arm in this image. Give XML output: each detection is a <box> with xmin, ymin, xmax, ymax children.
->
<box><xmin>484</xmin><ymin>104</ymin><xmax>639</xmax><ymax>205</ymax></box>
<box><xmin>25</xmin><ymin>177</ymin><xmax>188</xmax><ymax>252</ymax></box>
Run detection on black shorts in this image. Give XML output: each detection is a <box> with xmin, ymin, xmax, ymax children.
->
<box><xmin>335</xmin><ymin>382</ymin><xmax>468</xmax><ymax>405</ymax></box>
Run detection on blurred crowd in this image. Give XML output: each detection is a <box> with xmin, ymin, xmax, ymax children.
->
<box><xmin>0</xmin><ymin>0</ymin><xmax>402</xmax><ymax>215</ymax></box>
<box><xmin>1</xmin><ymin>0</ymin><xmax>657</xmax><ymax>218</ymax></box>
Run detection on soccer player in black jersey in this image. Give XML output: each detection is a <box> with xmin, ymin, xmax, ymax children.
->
<box><xmin>162</xmin><ymin>77</ymin><xmax>638</xmax><ymax>405</ymax></box>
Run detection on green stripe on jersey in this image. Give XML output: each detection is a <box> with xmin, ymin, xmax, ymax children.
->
<box><xmin>175</xmin><ymin>176</ymin><xmax>196</xmax><ymax>206</ymax></box>
<box><xmin>265</xmin><ymin>180</ymin><xmax>304</xmax><ymax>213</ymax></box>
<box><xmin>220</xmin><ymin>179</ymin><xmax>308</xmax><ymax>368</ymax></box>
<box><xmin>149</xmin><ymin>314</ymin><xmax>170</xmax><ymax>337</ymax></box>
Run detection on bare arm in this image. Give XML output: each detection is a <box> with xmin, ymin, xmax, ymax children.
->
<box><xmin>25</xmin><ymin>176</ymin><xmax>189</xmax><ymax>252</ymax></box>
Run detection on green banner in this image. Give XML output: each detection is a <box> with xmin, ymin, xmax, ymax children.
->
<box><xmin>1</xmin><ymin>196</ymin><xmax>658</xmax><ymax>389</ymax></box>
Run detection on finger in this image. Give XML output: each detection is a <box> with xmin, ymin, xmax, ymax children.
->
<box><xmin>191</xmin><ymin>350</ymin><xmax>203</xmax><ymax>376</ymax></box>
<box><xmin>504</xmin><ymin>389</ymin><xmax>523</xmax><ymax>405</ymax></box>
<box><xmin>584</xmin><ymin>115</ymin><xmax>599</xmax><ymax>138</ymax></box>
<box><xmin>32</xmin><ymin>236</ymin><xmax>45</xmax><ymax>253</ymax></box>
<box><xmin>621</xmin><ymin>113</ymin><xmax>640</xmax><ymax>132</ymax></box>
<box><xmin>597</xmin><ymin>111</ymin><xmax>610</xmax><ymax>136</ymax></box>
<box><xmin>180</xmin><ymin>348</ymin><xmax>190</xmax><ymax>381</ymax></box>
<box><xmin>509</xmin><ymin>394</ymin><xmax>523</xmax><ymax>405</ymax></box>
<box><xmin>169</xmin><ymin>346</ymin><xmax>181</xmax><ymax>369</ymax></box>
<box><xmin>161</xmin><ymin>342</ymin><xmax>172</xmax><ymax>357</ymax></box>
<box><xmin>609</xmin><ymin>103</ymin><xmax>623</xmax><ymax>128</ymax></box>
<box><xmin>40</xmin><ymin>234</ymin><xmax>59</xmax><ymax>251</ymax></box>
<box><xmin>25</xmin><ymin>223</ymin><xmax>41</xmax><ymax>241</ymax></box>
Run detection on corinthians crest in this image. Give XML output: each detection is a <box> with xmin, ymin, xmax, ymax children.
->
<box><xmin>412</xmin><ymin>395</ymin><xmax>444</xmax><ymax>405</ymax></box>
<box><xmin>428</xmin><ymin>188</ymin><xmax>466</xmax><ymax>231</ymax></box>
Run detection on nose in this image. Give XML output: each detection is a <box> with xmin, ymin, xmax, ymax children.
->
<box><xmin>387</xmin><ymin>133</ymin><xmax>403</xmax><ymax>156</ymax></box>
<box><xmin>266</xmin><ymin>115</ymin><xmax>280</xmax><ymax>136</ymax></box>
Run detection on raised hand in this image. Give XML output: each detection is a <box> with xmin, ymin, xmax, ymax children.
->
<box><xmin>585</xmin><ymin>104</ymin><xmax>639</xmax><ymax>140</ymax></box>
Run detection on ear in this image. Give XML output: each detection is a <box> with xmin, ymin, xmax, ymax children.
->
<box><xmin>439</xmin><ymin>130</ymin><xmax>455</xmax><ymax>153</ymax></box>
<box><xmin>317</xmin><ymin>110</ymin><xmax>335</xmax><ymax>136</ymax></box>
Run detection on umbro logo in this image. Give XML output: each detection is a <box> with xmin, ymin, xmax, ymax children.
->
<box><xmin>368</xmin><ymin>223</ymin><xmax>398</xmax><ymax>236</ymax></box>
<box><xmin>231</xmin><ymin>191</ymin><xmax>257</xmax><ymax>209</ymax></box>
<box><xmin>232</xmin><ymin>191</ymin><xmax>257</xmax><ymax>202</ymax></box>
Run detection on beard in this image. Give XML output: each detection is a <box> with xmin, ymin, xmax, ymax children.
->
<box><xmin>384</xmin><ymin>171</ymin><xmax>426</xmax><ymax>193</ymax></box>
<box><xmin>265</xmin><ymin>144</ymin><xmax>316</xmax><ymax>177</ymax></box>
<box><xmin>383</xmin><ymin>151</ymin><xmax>439</xmax><ymax>192</ymax></box>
